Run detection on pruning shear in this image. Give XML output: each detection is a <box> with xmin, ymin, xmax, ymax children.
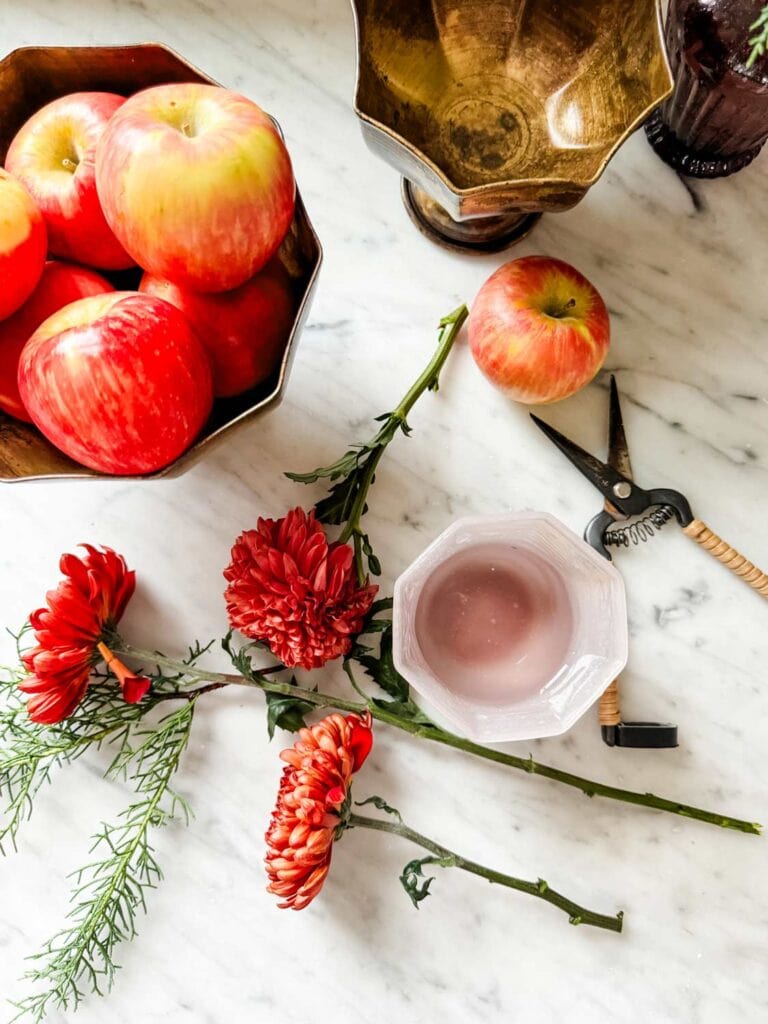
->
<box><xmin>531</xmin><ymin>377</ymin><xmax>768</xmax><ymax>749</ymax></box>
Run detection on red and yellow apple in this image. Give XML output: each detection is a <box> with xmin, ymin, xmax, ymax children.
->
<box><xmin>5</xmin><ymin>92</ymin><xmax>134</xmax><ymax>270</ymax></box>
<box><xmin>468</xmin><ymin>256</ymin><xmax>610</xmax><ymax>404</ymax></box>
<box><xmin>18</xmin><ymin>292</ymin><xmax>213</xmax><ymax>475</ymax></box>
<box><xmin>0</xmin><ymin>260</ymin><xmax>114</xmax><ymax>421</ymax></box>
<box><xmin>95</xmin><ymin>83</ymin><xmax>296</xmax><ymax>293</ymax></box>
<box><xmin>0</xmin><ymin>169</ymin><xmax>47</xmax><ymax>320</ymax></box>
<box><xmin>139</xmin><ymin>260</ymin><xmax>294</xmax><ymax>397</ymax></box>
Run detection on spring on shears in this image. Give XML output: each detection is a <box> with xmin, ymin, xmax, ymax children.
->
<box><xmin>604</xmin><ymin>505</ymin><xmax>676</xmax><ymax>548</ymax></box>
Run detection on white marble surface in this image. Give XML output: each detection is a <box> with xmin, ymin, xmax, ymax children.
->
<box><xmin>1</xmin><ymin>2</ymin><xmax>768</xmax><ymax>1022</ymax></box>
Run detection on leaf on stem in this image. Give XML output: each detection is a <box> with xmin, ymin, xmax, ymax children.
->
<box><xmin>357</xmin><ymin>598</ymin><xmax>394</xmax><ymax>637</ymax></box>
<box><xmin>355</xmin><ymin>795</ymin><xmax>402</xmax><ymax>822</ymax></box>
<box><xmin>368</xmin><ymin>597</ymin><xmax>394</xmax><ymax>617</ymax></box>
<box><xmin>221</xmin><ymin>631</ymin><xmax>260</xmax><ymax>679</ymax></box>
<box><xmin>346</xmin><ymin>620</ymin><xmax>435</xmax><ymax>726</ymax></box>
<box><xmin>285</xmin><ymin>415</ymin><xmax>401</xmax><ymax>495</ymax></box>
<box><xmin>356</xmin><ymin>625</ymin><xmax>409</xmax><ymax>703</ymax></box>
<box><xmin>222</xmin><ymin>634</ymin><xmax>310</xmax><ymax>739</ymax></box>
<box><xmin>265</xmin><ymin>683</ymin><xmax>315</xmax><ymax>740</ymax></box>
<box><xmin>286</xmin><ymin>307</ymin><xmax>468</xmax><ymax>581</ymax></box>
<box><xmin>400</xmin><ymin>854</ymin><xmax>457</xmax><ymax>909</ymax></box>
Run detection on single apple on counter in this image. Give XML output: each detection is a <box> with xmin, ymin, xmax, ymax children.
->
<box><xmin>5</xmin><ymin>92</ymin><xmax>134</xmax><ymax>270</ymax></box>
<box><xmin>18</xmin><ymin>292</ymin><xmax>213</xmax><ymax>475</ymax></box>
<box><xmin>0</xmin><ymin>169</ymin><xmax>47</xmax><ymax>320</ymax></box>
<box><xmin>468</xmin><ymin>256</ymin><xmax>610</xmax><ymax>405</ymax></box>
<box><xmin>140</xmin><ymin>260</ymin><xmax>294</xmax><ymax>397</ymax></box>
<box><xmin>0</xmin><ymin>260</ymin><xmax>114</xmax><ymax>421</ymax></box>
<box><xmin>96</xmin><ymin>83</ymin><xmax>295</xmax><ymax>293</ymax></box>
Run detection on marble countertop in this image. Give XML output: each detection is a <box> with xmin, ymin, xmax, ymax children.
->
<box><xmin>2</xmin><ymin>2</ymin><xmax>767</xmax><ymax>1022</ymax></box>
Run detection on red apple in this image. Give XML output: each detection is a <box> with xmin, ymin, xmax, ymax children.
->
<box><xmin>468</xmin><ymin>256</ymin><xmax>610</xmax><ymax>404</ymax></box>
<box><xmin>139</xmin><ymin>260</ymin><xmax>294</xmax><ymax>397</ymax></box>
<box><xmin>0</xmin><ymin>169</ymin><xmax>47</xmax><ymax>320</ymax></box>
<box><xmin>18</xmin><ymin>292</ymin><xmax>213</xmax><ymax>475</ymax></box>
<box><xmin>5</xmin><ymin>92</ymin><xmax>134</xmax><ymax>270</ymax></box>
<box><xmin>95</xmin><ymin>83</ymin><xmax>295</xmax><ymax>292</ymax></box>
<box><xmin>0</xmin><ymin>260</ymin><xmax>114</xmax><ymax>421</ymax></box>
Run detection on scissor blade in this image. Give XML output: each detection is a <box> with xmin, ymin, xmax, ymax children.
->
<box><xmin>607</xmin><ymin>376</ymin><xmax>633</xmax><ymax>480</ymax></box>
<box><xmin>530</xmin><ymin>413</ymin><xmax>644</xmax><ymax>513</ymax></box>
<box><xmin>605</xmin><ymin>376</ymin><xmax>632</xmax><ymax>519</ymax></box>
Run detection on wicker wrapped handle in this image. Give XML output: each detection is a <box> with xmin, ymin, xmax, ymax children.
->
<box><xmin>598</xmin><ymin>677</ymin><xmax>621</xmax><ymax>727</ymax></box>
<box><xmin>683</xmin><ymin>519</ymin><xmax>768</xmax><ymax>597</ymax></box>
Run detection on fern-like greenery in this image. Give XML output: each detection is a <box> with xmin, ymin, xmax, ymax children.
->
<box><xmin>747</xmin><ymin>4</ymin><xmax>768</xmax><ymax>68</ymax></box>
<box><xmin>0</xmin><ymin>674</ymin><xmax>157</xmax><ymax>854</ymax></box>
<box><xmin>9</xmin><ymin>700</ymin><xmax>196</xmax><ymax>1022</ymax></box>
<box><xmin>0</xmin><ymin>634</ymin><xmax>211</xmax><ymax>1020</ymax></box>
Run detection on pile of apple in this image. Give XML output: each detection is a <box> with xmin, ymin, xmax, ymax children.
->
<box><xmin>0</xmin><ymin>82</ymin><xmax>296</xmax><ymax>475</ymax></box>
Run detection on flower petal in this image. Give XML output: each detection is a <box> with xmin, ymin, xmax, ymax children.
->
<box><xmin>223</xmin><ymin>507</ymin><xmax>377</xmax><ymax>671</ymax></box>
<box><xmin>19</xmin><ymin>545</ymin><xmax>137</xmax><ymax>724</ymax></box>
<box><xmin>264</xmin><ymin>711</ymin><xmax>374</xmax><ymax>910</ymax></box>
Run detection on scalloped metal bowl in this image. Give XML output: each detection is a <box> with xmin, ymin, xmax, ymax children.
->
<box><xmin>0</xmin><ymin>44</ymin><xmax>322</xmax><ymax>481</ymax></box>
<box><xmin>351</xmin><ymin>0</ymin><xmax>672</xmax><ymax>250</ymax></box>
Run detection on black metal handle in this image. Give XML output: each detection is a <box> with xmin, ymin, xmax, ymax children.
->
<box><xmin>585</xmin><ymin>488</ymin><xmax>694</xmax><ymax>560</ymax></box>
<box><xmin>585</xmin><ymin>510</ymin><xmax>619</xmax><ymax>559</ymax></box>
<box><xmin>645</xmin><ymin>489</ymin><xmax>693</xmax><ymax>527</ymax></box>
<box><xmin>602</xmin><ymin>722</ymin><xmax>679</xmax><ymax>748</ymax></box>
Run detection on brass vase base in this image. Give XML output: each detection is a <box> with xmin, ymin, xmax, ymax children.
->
<box><xmin>645</xmin><ymin>110</ymin><xmax>764</xmax><ymax>179</ymax></box>
<box><xmin>402</xmin><ymin>180</ymin><xmax>541</xmax><ymax>253</ymax></box>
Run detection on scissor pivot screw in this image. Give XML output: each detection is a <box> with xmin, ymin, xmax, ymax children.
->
<box><xmin>613</xmin><ymin>482</ymin><xmax>632</xmax><ymax>499</ymax></box>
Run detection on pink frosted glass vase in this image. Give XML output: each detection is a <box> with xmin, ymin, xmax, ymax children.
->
<box><xmin>393</xmin><ymin>511</ymin><xmax>628</xmax><ymax>743</ymax></box>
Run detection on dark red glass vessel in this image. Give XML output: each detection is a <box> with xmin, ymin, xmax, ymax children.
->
<box><xmin>646</xmin><ymin>0</ymin><xmax>768</xmax><ymax>177</ymax></box>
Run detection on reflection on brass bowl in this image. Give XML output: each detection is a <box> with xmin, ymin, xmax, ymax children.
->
<box><xmin>0</xmin><ymin>44</ymin><xmax>322</xmax><ymax>482</ymax></box>
<box><xmin>351</xmin><ymin>0</ymin><xmax>672</xmax><ymax>251</ymax></box>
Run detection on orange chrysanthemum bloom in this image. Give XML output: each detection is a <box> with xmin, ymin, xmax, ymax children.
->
<box><xmin>223</xmin><ymin>507</ymin><xmax>378</xmax><ymax>670</ymax></box>
<box><xmin>265</xmin><ymin>711</ymin><xmax>374</xmax><ymax>910</ymax></box>
<box><xmin>19</xmin><ymin>545</ymin><xmax>150</xmax><ymax>724</ymax></box>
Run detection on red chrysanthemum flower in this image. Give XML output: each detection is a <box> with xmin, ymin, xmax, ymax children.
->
<box><xmin>265</xmin><ymin>710</ymin><xmax>373</xmax><ymax>910</ymax></box>
<box><xmin>19</xmin><ymin>544</ymin><xmax>150</xmax><ymax>725</ymax></box>
<box><xmin>223</xmin><ymin>507</ymin><xmax>378</xmax><ymax>670</ymax></box>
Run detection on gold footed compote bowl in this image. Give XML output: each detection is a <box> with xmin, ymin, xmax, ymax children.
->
<box><xmin>351</xmin><ymin>0</ymin><xmax>673</xmax><ymax>251</ymax></box>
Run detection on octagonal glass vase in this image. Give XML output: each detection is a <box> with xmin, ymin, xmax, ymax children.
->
<box><xmin>393</xmin><ymin>511</ymin><xmax>628</xmax><ymax>743</ymax></box>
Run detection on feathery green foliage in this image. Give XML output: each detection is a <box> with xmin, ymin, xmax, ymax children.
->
<box><xmin>748</xmin><ymin>5</ymin><xmax>768</xmax><ymax>68</ymax></box>
<box><xmin>10</xmin><ymin>700</ymin><xmax>196</xmax><ymax>1023</ymax></box>
<box><xmin>0</xmin><ymin>671</ymin><xmax>149</xmax><ymax>854</ymax></box>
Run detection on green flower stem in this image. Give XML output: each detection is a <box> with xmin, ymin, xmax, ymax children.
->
<box><xmin>114</xmin><ymin>645</ymin><xmax>762</xmax><ymax>836</ymax></box>
<box><xmin>354</xmin><ymin>705</ymin><xmax>762</xmax><ymax>835</ymax></box>
<box><xmin>336</xmin><ymin>304</ymin><xmax>469</xmax><ymax>572</ymax></box>
<box><xmin>347</xmin><ymin>811</ymin><xmax>623</xmax><ymax>933</ymax></box>
<box><xmin>152</xmin><ymin>681</ymin><xmax>229</xmax><ymax>703</ymax></box>
<box><xmin>344</xmin><ymin>450</ymin><xmax>386</xmax><ymax>582</ymax></box>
